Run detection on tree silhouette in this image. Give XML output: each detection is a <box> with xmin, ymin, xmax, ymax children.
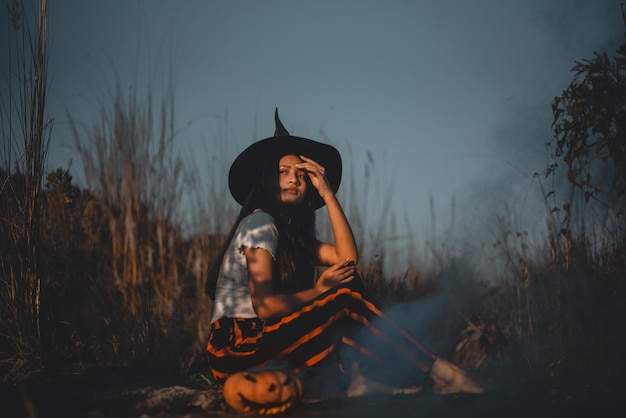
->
<box><xmin>547</xmin><ymin>5</ymin><xmax>626</xmax><ymax>210</ymax></box>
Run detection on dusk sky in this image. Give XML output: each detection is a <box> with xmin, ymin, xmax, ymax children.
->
<box><xmin>2</xmin><ymin>0</ymin><xmax>623</xmax><ymax>261</ymax></box>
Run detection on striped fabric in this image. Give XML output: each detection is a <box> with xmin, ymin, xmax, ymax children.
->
<box><xmin>206</xmin><ymin>275</ymin><xmax>436</xmax><ymax>386</ymax></box>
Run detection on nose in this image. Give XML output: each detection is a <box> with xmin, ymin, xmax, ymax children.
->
<box><xmin>288</xmin><ymin>171</ymin><xmax>299</xmax><ymax>185</ymax></box>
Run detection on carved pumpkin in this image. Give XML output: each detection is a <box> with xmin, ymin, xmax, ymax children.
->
<box><xmin>222</xmin><ymin>370</ymin><xmax>303</xmax><ymax>414</ymax></box>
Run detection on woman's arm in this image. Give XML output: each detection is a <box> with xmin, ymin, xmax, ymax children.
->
<box><xmin>316</xmin><ymin>192</ymin><xmax>358</xmax><ymax>265</ymax></box>
<box><xmin>297</xmin><ymin>156</ymin><xmax>359</xmax><ymax>265</ymax></box>
<box><xmin>245</xmin><ymin>246</ymin><xmax>355</xmax><ymax>319</ymax></box>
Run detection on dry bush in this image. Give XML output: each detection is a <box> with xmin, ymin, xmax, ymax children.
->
<box><xmin>449</xmin><ymin>203</ymin><xmax>626</xmax><ymax>378</ymax></box>
<box><xmin>63</xmin><ymin>74</ymin><xmax>215</xmax><ymax>372</ymax></box>
<box><xmin>2</xmin><ymin>1</ymin><xmax>623</xmax><ymax>385</ymax></box>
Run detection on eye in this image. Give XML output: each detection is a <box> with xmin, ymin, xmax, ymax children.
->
<box><xmin>297</xmin><ymin>173</ymin><xmax>306</xmax><ymax>179</ymax></box>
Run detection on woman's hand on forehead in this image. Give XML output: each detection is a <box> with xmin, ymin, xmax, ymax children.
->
<box><xmin>296</xmin><ymin>155</ymin><xmax>332</xmax><ymax>198</ymax></box>
<box><xmin>295</xmin><ymin>155</ymin><xmax>323</xmax><ymax>173</ymax></box>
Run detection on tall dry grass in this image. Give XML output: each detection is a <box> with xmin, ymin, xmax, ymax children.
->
<box><xmin>64</xmin><ymin>72</ymin><xmax>215</xmax><ymax>372</ymax></box>
<box><xmin>1</xmin><ymin>1</ymin><xmax>624</xmax><ymax>387</ymax></box>
<box><xmin>0</xmin><ymin>0</ymin><xmax>52</xmax><ymax>381</ymax></box>
<box><xmin>443</xmin><ymin>179</ymin><xmax>626</xmax><ymax>381</ymax></box>
<box><xmin>56</xmin><ymin>96</ymin><xmax>626</xmax><ymax>381</ymax></box>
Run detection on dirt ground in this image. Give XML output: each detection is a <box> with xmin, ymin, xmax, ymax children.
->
<box><xmin>2</xmin><ymin>366</ymin><xmax>624</xmax><ymax>418</ymax></box>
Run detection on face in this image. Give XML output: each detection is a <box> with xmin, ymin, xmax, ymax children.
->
<box><xmin>278</xmin><ymin>154</ymin><xmax>307</xmax><ymax>206</ymax></box>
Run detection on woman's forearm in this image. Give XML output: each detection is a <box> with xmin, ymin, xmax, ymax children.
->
<box><xmin>253</xmin><ymin>288</ymin><xmax>323</xmax><ymax>320</ymax></box>
<box><xmin>252</xmin><ymin>260</ymin><xmax>356</xmax><ymax>320</ymax></box>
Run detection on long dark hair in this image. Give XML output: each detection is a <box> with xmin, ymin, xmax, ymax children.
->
<box><xmin>205</xmin><ymin>154</ymin><xmax>317</xmax><ymax>299</ymax></box>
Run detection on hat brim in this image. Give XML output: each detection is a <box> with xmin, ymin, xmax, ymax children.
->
<box><xmin>228</xmin><ymin>135</ymin><xmax>342</xmax><ymax>210</ymax></box>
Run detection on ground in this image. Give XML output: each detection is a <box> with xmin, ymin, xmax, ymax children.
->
<box><xmin>2</xmin><ymin>366</ymin><xmax>624</xmax><ymax>418</ymax></box>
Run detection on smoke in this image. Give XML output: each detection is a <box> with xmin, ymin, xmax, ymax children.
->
<box><xmin>346</xmin><ymin>7</ymin><xmax>626</xmax><ymax>392</ymax></box>
<box><xmin>454</xmin><ymin>0</ymin><xmax>625</xmax><ymax>252</ymax></box>
<box><xmin>526</xmin><ymin>0</ymin><xmax>622</xmax><ymax>55</ymax></box>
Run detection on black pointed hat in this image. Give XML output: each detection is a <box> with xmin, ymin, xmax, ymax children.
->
<box><xmin>228</xmin><ymin>108</ymin><xmax>342</xmax><ymax>210</ymax></box>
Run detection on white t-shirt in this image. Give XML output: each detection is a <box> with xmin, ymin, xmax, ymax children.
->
<box><xmin>210</xmin><ymin>210</ymin><xmax>278</xmax><ymax>323</ymax></box>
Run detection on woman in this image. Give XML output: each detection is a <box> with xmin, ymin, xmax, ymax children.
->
<box><xmin>205</xmin><ymin>109</ymin><xmax>484</xmax><ymax>396</ymax></box>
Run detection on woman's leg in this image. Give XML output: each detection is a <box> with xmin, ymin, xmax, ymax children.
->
<box><xmin>207</xmin><ymin>277</ymin><xmax>483</xmax><ymax>394</ymax></box>
<box><xmin>259</xmin><ymin>279</ymin><xmax>437</xmax><ymax>385</ymax></box>
<box><xmin>206</xmin><ymin>317</ymin><xmax>268</xmax><ymax>384</ymax></box>
<box><xmin>206</xmin><ymin>279</ymin><xmax>432</xmax><ymax>386</ymax></box>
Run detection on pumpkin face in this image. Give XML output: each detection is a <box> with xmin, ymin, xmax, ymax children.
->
<box><xmin>223</xmin><ymin>370</ymin><xmax>303</xmax><ymax>414</ymax></box>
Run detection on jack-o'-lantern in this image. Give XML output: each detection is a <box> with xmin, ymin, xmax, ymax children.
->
<box><xmin>222</xmin><ymin>370</ymin><xmax>303</xmax><ymax>414</ymax></box>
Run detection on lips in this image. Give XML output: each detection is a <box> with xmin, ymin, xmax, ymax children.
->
<box><xmin>285</xmin><ymin>188</ymin><xmax>298</xmax><ymax>195</ymax></box>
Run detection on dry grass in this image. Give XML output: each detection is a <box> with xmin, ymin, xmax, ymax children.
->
<box><xmin>1</xmin><ymin>0</ymin><xmax>625</xmax><ymax>388</ymax></box>
<box><xmin>62</xmin><ymin>69</ymin><xmax>216</xmax><ymax>372</ymax></box>
<box><xmin>0</xmin><ymin>0</ymin><xmax>52</xmax><ymax>381</ymax></box>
